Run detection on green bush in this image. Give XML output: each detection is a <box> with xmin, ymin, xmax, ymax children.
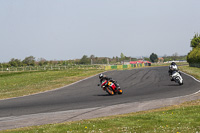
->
<box><xmin>187</xmin><ymin>34</ymin><xmax>200</xmax><ymax>67</ymax></box>
<box><xmin>191</xmin><ymin>34</ymin><xmax>200</xmax><ymax>48</ymax></box>
<box><xmin>187</xmin><ymin>47</ymin><xmax>200</xmax><ymax>63</ymax></box>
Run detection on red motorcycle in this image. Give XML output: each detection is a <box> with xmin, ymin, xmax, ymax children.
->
<box><xmin>99</xmin><ymin>79</ymin><xmax>123</xmax><ymax>95</ymax></box>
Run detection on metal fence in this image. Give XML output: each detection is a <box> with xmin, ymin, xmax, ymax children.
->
<box><xmin>0</xmin><ymin>65</ymin><xmax>104</xmax><ymax>72</ymax></box>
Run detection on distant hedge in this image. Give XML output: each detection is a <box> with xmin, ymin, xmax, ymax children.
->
<box><xmin>187</xmin><ymin>34</ymin><xmax>200</xmax><ymax>67</ymax></box>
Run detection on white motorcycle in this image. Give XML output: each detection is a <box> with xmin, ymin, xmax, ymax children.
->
<box><xmin>171</xmin><ymin>71</ymin><xmax>183</xmax><ymax>85</ymax></box>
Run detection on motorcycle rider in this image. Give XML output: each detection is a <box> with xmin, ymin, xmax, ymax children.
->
<box><xmin>168</xmin><ymin>62</ymin><xmax>180</xmax><ymax>81</ymax></box>
<box><xmin>98</xmin><ymin>73</ymin><xmax>120</xmax><ymax>91</ymax></box>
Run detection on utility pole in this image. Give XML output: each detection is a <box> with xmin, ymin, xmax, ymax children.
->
<box><xmin>107</xmin><ymin>58</ymin><xmax>109</xmax><ymax>65</ymax></box>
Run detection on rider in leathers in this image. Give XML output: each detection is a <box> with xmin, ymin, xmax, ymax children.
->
<box><xmin>98</xmin><ymin>74</ymin><xmax>120</xmax><ymax>91</ymax></box>
<box><xmin>168</xmin><ymin>62</ymin><xmax>180</xmax><ymax>81</ymax></box>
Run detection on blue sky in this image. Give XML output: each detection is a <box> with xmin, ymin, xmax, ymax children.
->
<box><xmin>0</xmin><ymin>0</ymin><xmax>200</xmax><ymax>62</ymax></box>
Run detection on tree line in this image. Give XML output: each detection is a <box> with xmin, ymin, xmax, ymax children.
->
<box><xmin>187</xmin><ymin>33</ymin><xmax>200</xmax><ymax>67</ymax></box>
<box><xmin>0</xmin><ymin>54</ymin><xmax>135</xmax><ymax>68</ymax></box>
<box><xmin>148</xmin><ymin>53</ymin><xmax>186</xmax><ymax>63</ymax></box>
<box><xmin>0</xmin><ymin>52</ymin><xmax>187</xmax><ymax>68</ymax></box>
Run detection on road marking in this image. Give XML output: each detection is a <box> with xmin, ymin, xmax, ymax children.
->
<box><xmin>180</xmin><ymin>71</ymin><xmax>200</xmax><ymax>94</ymax></box>
<box><xmin>180</xmin><ymin>71</ymin><xmax>200</xmax><ymax>82</ymax></box>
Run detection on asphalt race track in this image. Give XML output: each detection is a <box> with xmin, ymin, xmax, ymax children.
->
<box><xmin>0</xmin><ymin>66</ymin><xmax>200</xmax><ymax>130</ymax></box>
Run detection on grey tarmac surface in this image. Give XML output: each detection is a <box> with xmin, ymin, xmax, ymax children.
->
<box><xmin>0</xmin><ymin>66</ymin><xmax>200</xmax><ymax>130</ymax></box>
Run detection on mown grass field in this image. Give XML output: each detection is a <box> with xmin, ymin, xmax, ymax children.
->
<box><xmin>1</xmin><ymin>65</ymin><xmax>200</xmax><ymax>133</ymax></box>
<box><xmin>0</xmin><ymin>68</ymin><xmax>104</xmax><ymax>99</ymax></box>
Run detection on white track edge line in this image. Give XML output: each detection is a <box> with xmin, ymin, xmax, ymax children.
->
<box><xmin>180</xmin><ymin>71</ymin><xmax>200</xmax><ymax>94</ymax></box>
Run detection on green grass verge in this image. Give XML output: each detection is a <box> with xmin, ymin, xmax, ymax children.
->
<box><xmin>2</xmin><ymin>100</ymin><xmax>200</xmax><ymax>133</ymax></box>
<box><xmin>0</xmin><ymin>68</ymin><xmax>104</xmax><ymax>99</ymax></box>
<box><xmin>179</xmin><ymin>65</ymin><xmax>200</xmax><ymax>80</ymax></box>
<box><xmin>151</xmin><ymin>62</ymin><xmax>188</xmax><ymax>67</ymax></box>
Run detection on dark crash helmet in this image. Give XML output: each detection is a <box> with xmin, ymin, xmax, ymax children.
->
<box><xmin>171</xmin><ymin>62</ymin><xmax>176</xmax><ymax>65</ymax></box>
<box><xmin>99</xmin><ymin>73</ymin><xmax>104</xmax><ymax>79</ymax></box>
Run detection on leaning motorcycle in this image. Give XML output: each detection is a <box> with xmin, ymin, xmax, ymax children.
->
<box><xmin>171</xmin><ymin>71</ymin><xmax>183</xmax><ymax>85</ymax></box>
<box><xmin>98</xmin><ymin>80</ymin><xmax>123</xmax><ymax>95</ymax></box>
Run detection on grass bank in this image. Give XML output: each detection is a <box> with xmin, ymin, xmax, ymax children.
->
<box><xmin>151</xmin><ymin>62</ymin><xmax>188</xmax><ymax>67</ymax></box>
<box><xmin>179</xmin><ymin>65</ymin><xmax>200</xmax><ymax>80</ymax></box>
<box><xmin>0</xmin><ymin>68</ymin><xmax>104</xmax><ymax>99</ymax></box>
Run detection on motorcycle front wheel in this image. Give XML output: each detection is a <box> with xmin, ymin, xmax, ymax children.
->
<box><xmin>118</xmin><ymin>88</ymin><xmax>123</xmax><ymax>94</ymax></box>
<box><xmin>178</xmin><ymin>81</ymin><xmax>183</xmax><ymax>85</ymax></box>
<box><xmin>106</xmin><ymin>87</ymin><xmax>114</xmax><ymax>95</ymax></box>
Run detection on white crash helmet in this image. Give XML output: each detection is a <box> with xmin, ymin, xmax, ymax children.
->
<box><xmin>170</xmin><ymin>65</ymin><xmax>178</xmax><ymax>70</ymax></box>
